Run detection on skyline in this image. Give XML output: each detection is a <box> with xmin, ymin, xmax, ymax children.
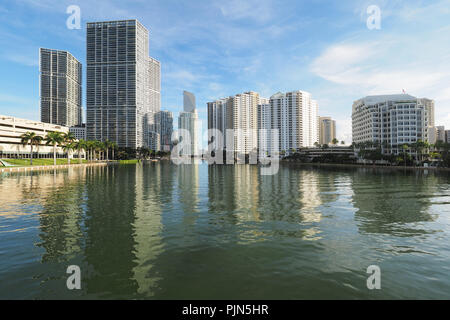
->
<box><xmin>0</xmin><ymin>0</ymin><xmax>450</xmax><ymax>143</ymax></box>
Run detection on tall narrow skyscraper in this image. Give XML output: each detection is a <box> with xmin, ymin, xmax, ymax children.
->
<box><xmin>86</xmin><ymin>19</ymin><xmax>160</xmax><ymax>148</ymax></box>
<box><xmin>156</xmin><ymin>110</ymin><xmax>173</xmax><ymax>151</ymax></box>
<box><xmin>269</xmin><ymin>91</ymin><xmax>319</xmax><ymax>152</ymax></box>
<box><xmin>179</xmin><ymin>91</ymin><xmax>200</xmax><ymax>156</ymax></box>
<box><xmin>207</xmin><ymin>92</ymin><xmax>262</xmax><ymax>157</ymax></box>
<box><xmin>39</xmin><ymin>48</ymin><xmax>82</xmax><ymax>127</ymax></box>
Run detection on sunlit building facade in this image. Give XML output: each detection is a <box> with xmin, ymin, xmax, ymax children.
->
<box><xmin>352</xmin><ymin>94</ymin><xmax>434</xmax><ymax>154</ymax></box>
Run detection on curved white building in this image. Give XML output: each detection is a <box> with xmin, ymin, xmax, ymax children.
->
<box><xmin>352</xmin><ymin>94</ymin><xmax>434</xmax><ymax>154</ymax></box>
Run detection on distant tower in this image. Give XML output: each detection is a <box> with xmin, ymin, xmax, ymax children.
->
<box><xmin>179</xmin><ymin>91</ymin><xmax>200</xmax><ymax>156</ymax></box>
<box><xmin>39</xmin><ymin>48</ymin><xmax>82</xmax><ymax>127</ymax></box>
<box><xmin>319</xmin><ymin>117</ymin><xmax>336</xmax><ymax>145</ymax></box>
<box><xmin>183</xmin><ymin>91</ymin><xmax>196</xmax><ymax>113</ymax></box>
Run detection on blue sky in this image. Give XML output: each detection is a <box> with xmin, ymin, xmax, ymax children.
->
<box><xmin>1</xmin><ymin>0</ymin><xmax>450</xmax><ymax>142</ymax></box>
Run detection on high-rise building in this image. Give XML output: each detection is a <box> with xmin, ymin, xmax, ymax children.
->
<box><xmin>39</xmin><ymin>48</ymin><xmax>82</xmax><ymax>127</ymax></box>
<box><xmin>257</xmin><ymin>100</ymin><xmax>275</xmax><ymax>157</ymax></box>
<box><xmin>86</xmin><ymin>20</ymin><xmax>160</xmax><ymax>149</ymax></box>
<box><xmin>436</xmin><ymin>126</ymin><xmax>446</xmax><ymax>142</ymax></box>
<box><xmin>208</xmin><ymin>90</ymin><xmax>318</xmax><ymax>156</ymax></box>
<box><xmin>232</xmin><ymin>91</ymin><xmax>260</xmax><ymax>155</ymax></box>
<box><xmin>207</xmin><ymin>98</ymin><xmax>232</xmax><ymax>151</ymax></box>
<box><xmin>319</xmin><ymin>117</ymin><xmax>336</xmax><ymax>145</ymax></box>
<box><xmin>183</xmin><ymin>91</ymin><xmax>196</xmax><ymax>113</ymax></box>
<box><xmin>208</xmin><ymin>92</ymin><xmax>261</xmax><ymax>156</ymax></box>
<box><xmin>179</xmin><ymin>91</ymin><xmax>200</xmax><ymax>156</ymax></box>
<box><xmin>269</xmin><ymin>91</ymin><xmax>319</xmax><ymax>152</ymax></box>
<box><xmin>156</xmin><ymin>110</ymin><xmax>173</xmax><ymax>151</ymax></box>
<box><xmin>446</xmin><ymin>130</ymin><xmax>450</xmax><ymax>143</ymax></box>
<box><xmin>352</xmin><ymin>94</ymin><xmax>434</xmax><ymax>154</ymax></box>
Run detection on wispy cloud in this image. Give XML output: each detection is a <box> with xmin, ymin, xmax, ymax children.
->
<box><xmin>3</xmin><ymin>53</ymin><xmax>38</xmax><ymax>67</ymax></box>
<box><xmin>215</xmin><ymin>0</ymin><xmax>274</xmax><ymax>23</ymax></box>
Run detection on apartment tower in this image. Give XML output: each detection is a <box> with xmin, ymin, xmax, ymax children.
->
<box><xmin>269</xmin><ymin>91</ymin><xmax>319</xmax><ymax>153</ymax></box>
<box><xmin>86</xmin><ymin>20</ymin><xmax>160</xmax><ymax>148</ymax></box>
<box><xmin>39</xmin><ymin>48</ymin><xmax>82</xmax><ymax>127</ymax></box>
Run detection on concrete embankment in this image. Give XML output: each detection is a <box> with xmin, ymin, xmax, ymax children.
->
<box><xmin>0</xmin><ymin>162</ymin><xmax>108</xmax><ymax>175</ymax></box>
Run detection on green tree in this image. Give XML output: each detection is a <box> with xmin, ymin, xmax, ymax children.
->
<box><xmin>20</xmin><ymin>132</ymin><xmax>43</xmax><ymax>166</ymax></box>
<box><xmin>103</xmin><ymin>139</ymin><xmax>112</xmax><ymax>161</ymax></box>
<box><xmin>62</xmin><ymin>142</ymin><xmax>75</xmax><ymax>165</ymax></box>
<box><xmin>111</xmin><ymin>142</ymin><xmax>118</xmax><ymax>160</ymax></box>
<box><xmin>73</xmin><ymin>139</ymin><xmax>86</xmax><ymax>164</ymax></box>
<box><xmin>332</xmin><ymin>138</ymin><xmax>339</xmax><ymax>145</ymax></box>
<box><xmin>45</xmin><ymin>131</ymin><xmax>64</xmax><ymax>165</ymax></box>
<box><xmin>402</xmin><ymin>144</ymin><xmax>409</xmax><ymax>169</ymax></box>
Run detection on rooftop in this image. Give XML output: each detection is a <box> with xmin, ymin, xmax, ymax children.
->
<box><xmin>357</xmin><ymin>94</ymin><xmax>418</xmax><ymax>105</ymax></box>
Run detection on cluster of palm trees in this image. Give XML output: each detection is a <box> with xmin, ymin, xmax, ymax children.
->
<box><xmin>352</xmin><ymin>139</ymin><xmax>449</xmax><ymax>166</ymax></box>
<box><xmin>20</xmin><ymin>131</ymin><xmax>118</xmax><ymax>166</ymax></box>
<box><xmin>313</xmin><ymin>139</ymin><xmax>346</xmax><ymax>149</ymax></box>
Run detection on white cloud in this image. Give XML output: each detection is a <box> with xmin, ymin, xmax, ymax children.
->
<box><xmin>216</xmin><ymin>0</ymin><xmax>273</xmax><ymax>23</ymax></box>
<box><xmin>310</xmin><ymin>24</ymin><xmax>450</xmax><ymax>140</ymax></box>
<box><xmin>4</xmin><ymin>53</ymin><xmax>38</xmax><ymax>67</ymax></box>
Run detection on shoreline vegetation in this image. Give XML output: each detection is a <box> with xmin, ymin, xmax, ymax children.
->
<box><xmin>280</xmin><ymin>160</ymin><xmax>450</xmax><ymax>172</ymax></box>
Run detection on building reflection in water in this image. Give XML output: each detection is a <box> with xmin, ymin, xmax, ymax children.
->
<box><xmin>207</xmin><ymin>164</ymin><xmax>326</xmax><ymax>241</ymax></box>
<box><xmin>350</xmin><ymin>168</ymin><xmax>437</xmax><ymax>236</ymax></box>
<box><xmin>1</xmin><ymin>162</ymin><xmax>448</xmax><ymax>299</ymax></box>
<box><xmin>131</xmin><ymin>163</ymin><xmax>169</xmax><ymax>297</ymax></box>
<box><xmin>82</xmin><ymin>165</ymin><xmax>140</xmax><ymax>297</ymax></box>
<box><xmin>176</xmin><ymin>162</ymin><xmax>200</xmax><ymax>226</ymax></box>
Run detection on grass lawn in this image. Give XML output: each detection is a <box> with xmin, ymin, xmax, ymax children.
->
<box><xmin>1</xmin><ymin>159</ymin><xmax>88</xmax><ymax>167</ymax></box>
<box><xmin>119</xmin><ymin>160</ymin><xmax>140</xmax><ymax>165</ymax></box>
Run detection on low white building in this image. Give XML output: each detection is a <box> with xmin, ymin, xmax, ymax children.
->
<box><xmin>0</xmin><ymin>114</ymin><xmax>69</xmax><ymax>159</ymax></box>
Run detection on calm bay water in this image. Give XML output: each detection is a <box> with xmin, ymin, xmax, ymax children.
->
<box><xmin>1</xmin><ymin>162</ymin><xmax>450</xmax><ymax>299</ymax></box>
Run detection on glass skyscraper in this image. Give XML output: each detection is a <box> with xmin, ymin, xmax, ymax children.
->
<box><xmin>39</xmin><ymin>48</ymin><xmax>82</xmax><ymax>127</ymax></box>
<box><xmin>86</xmin><ymin>20</ymin><xmax>160</xmax><ymax>148</ymax></box>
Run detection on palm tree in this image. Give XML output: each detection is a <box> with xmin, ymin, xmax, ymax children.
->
<box><xmin>402</xmin><ymin>144</ymin><xmax>409</xmax><ymax>169</ymax></box>
<box><xmin>111</xmin><ymin>142</ymin><xmax>118</xmax><ymax>160</ymax></box>
<box><xmin>73</xmin><ymin>139</ymin><xmax>86</xmax><ymax>164</ymax></box>
<box><xmin>62</xmin><ymin>132</ymin><xmax>76</xmax><ymax>145</ymax></box>
<box><xmin>45</xmin><ymin>131</ymin><xmax>64</xmax><ymax>165</ymax></box>
<box><xmin>104</xmin><ymin>139</ymin><xmax>112</xmax><ymax>161</ymax></box>
<box><xmin>94</xmin><ymin>141</ymin><xmax>104</xmax><ymax>161</ymax></box>
<box><xmin>62</xmin><ymin>142</ymin><xmax>75</xmax><ymax>165</ymax></box>
<box><xmin>332</xmin><ymin>138</ymin><xmax>339</xmax><ymax>146</ymax></box>
<box><xmin>86</xmin><ymin>140</ymin><xmax>95</xmax><ymax>161</ymax></box>
<box><xmin>62</xmin><ymin>132</ymin><xmax>76</xmax><ymax>164</ymax></box>
<box><xmin>20</xmin><ymin>132</ymin><xmax>43</xmax><ymax>165</ymax></box>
